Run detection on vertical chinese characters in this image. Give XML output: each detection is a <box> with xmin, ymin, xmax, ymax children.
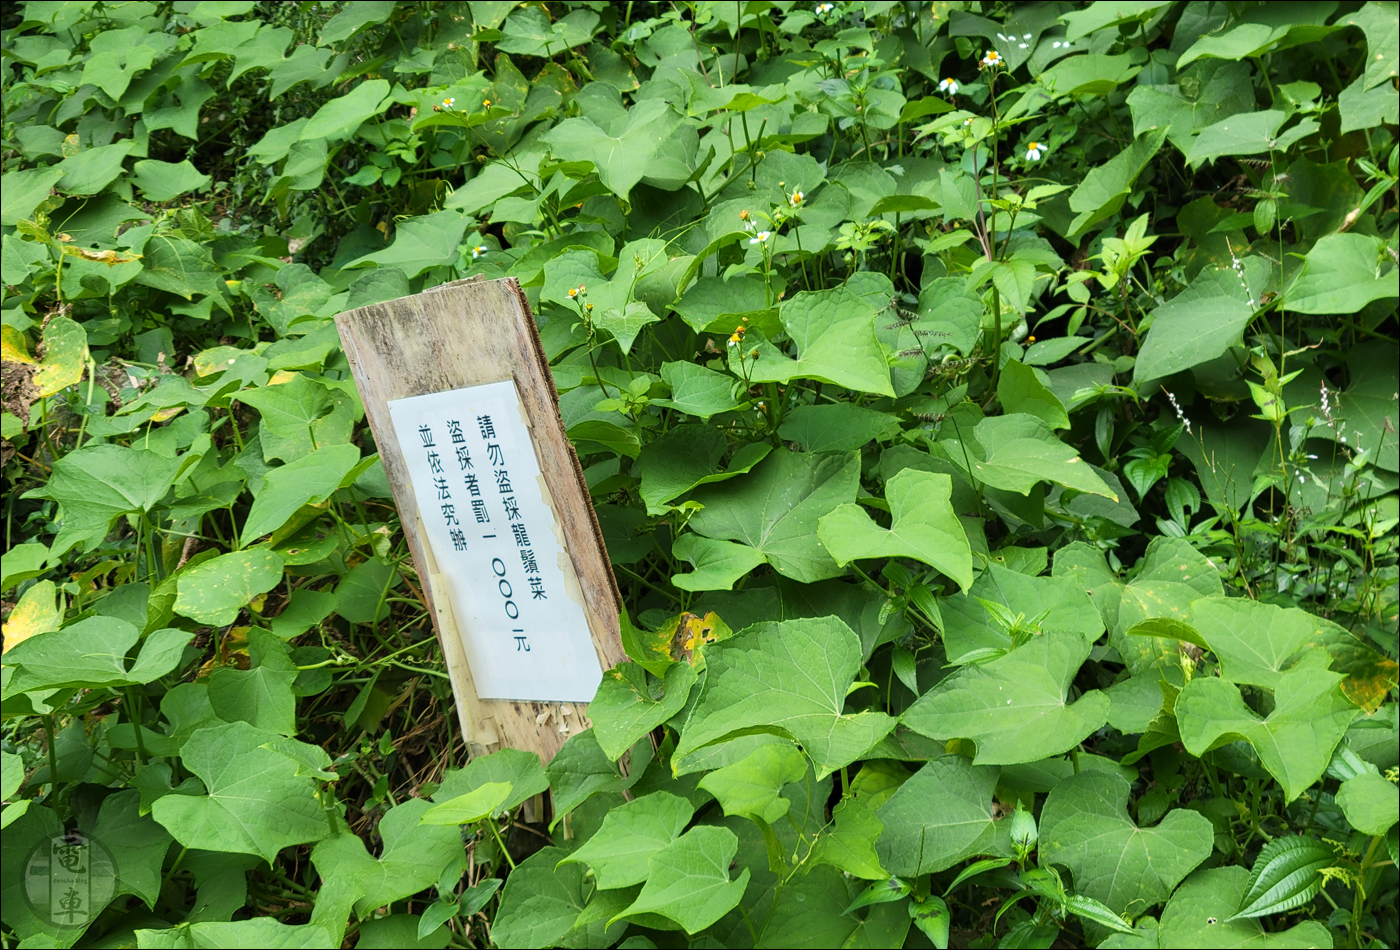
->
<box><xmin>478</xmin><ymin>413</ymin><xmax>548</xmax><ymax>625</ymax></box>
<box><xmin>421</xmin><ymin>425</ymin><xmax>468</xmax><ymax>552</ymax></box>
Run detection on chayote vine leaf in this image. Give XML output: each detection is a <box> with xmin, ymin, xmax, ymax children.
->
<box><xmin>1175</xmin><ymin>659</ymin><xmax>1360</xmax><ymax>801</ymax></box>
<box><xmin>173</xmin><ymin>548</ymin><xmax>285</xmax><ymax>627</ymax></box>
<box><xmin>688</xmin><ymin>448</ymin><xmax>859</xmax><ymax>584</ymax></box>
<box><xmin>818</xmin><ymin>469</ymin><xmax>973</xmax><ymax>590</ymax></box>
<box><xmin>672</xmin><ymin>616</ymin><xmax>896</xmax><ymax>776</ymax></box>
<box><xmin>150</xmin><ymin>721</ymin><xmax>330</xmax><ymax>863</ymax></box>
<box><xmin>1039</xmin><ymin>771</ymin><xmax>1213</xmax><ymax>918</ymax></box>
<box><xmin>558</xmin><ymin>791</ymin><xmax>694</xmax><ymax>889</ymax></box>
<box><xmin>608</xmin><ymin>826</ymin><xmax>751</xmax><ymax>934</ymax></box>
<box><xmin>874</xmin><ymin>755</ymin><xmax>1006</xmax><ymax>876</ymax></box>
<box><xmin>902</xmin><ymin>629</ymin><xmax>1110</xmax><ymax>765</ymax></box>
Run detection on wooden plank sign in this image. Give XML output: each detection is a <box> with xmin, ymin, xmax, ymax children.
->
<box><xmin>335</xmin><ymin>277</ymin><xmax>625</xmax><ymax>761</ymax></box>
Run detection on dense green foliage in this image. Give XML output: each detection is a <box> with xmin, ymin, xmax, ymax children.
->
<box><xmin>2</xmin><ymin>1</ymin><xmax>1398</xmax><ymax>948</ymax></box>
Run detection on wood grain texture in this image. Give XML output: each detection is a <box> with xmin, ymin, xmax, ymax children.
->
<box><xmin>335</xmin><ymin>276</ymin><xmax>623</xmax><ymax>762</ymax></box>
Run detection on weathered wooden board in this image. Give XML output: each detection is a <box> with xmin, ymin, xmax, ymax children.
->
<box><xmin>335</xmin><ymin>277</ymin><xmax>624</xmax><ymax>761</ymax></box>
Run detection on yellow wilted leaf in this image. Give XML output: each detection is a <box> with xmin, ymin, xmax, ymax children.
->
<box><xmin>1</xmin><ymin>325</ymin><xmax>35</xmax><ymax>364</ymax></box>
<box><xmin>197</xmin><ymin>626</ymin><xmax>252</xmax><ymax>679</ymax></box>
<box><xmin>32</xmin><ymin>315</ymin><xmax>87</xmax><ymax>397</ymax></box>
<box><xmin>63</xmin><ymin>246</ymin><xmax>142</xmax><ymax>266</ymax></box>
<box><xmin>2</xmin><ymin>580</ymin><xmax>62</xmax><ymax>653</ymax></box>
<box><xmin>267</xmin><ymin>370</ymin><xmax>298</xmax><ymax>385</ymax></box>
<box><xmin>151</xmin><ymin>406</ymin><xmax>185</xmax><ymax>423</ymax></box>
<box><xmin>654</xmin><ymin>610</ymin><xmax>734</xmax><ymax>666</ymax></box>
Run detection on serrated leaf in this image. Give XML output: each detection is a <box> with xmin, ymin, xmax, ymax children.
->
<box><xmin>672</xmin><ymin>616</ymin><xmax>896</xmax><ymax>776</ymax></box>
<box><xmin>1136</xmin><ymin>866</ymin><xmax>1332</xmax><ymax>948</ymax></box>
<box><xmin>1230</xmin><ymin>835</ymin><xmax>1335</xmax><ymax>920</ymax></box>
<box><xmin>1040</xmin><ymin>771</ymin><xmax>1213</xmax><ymax>918</ymax></box>
<box><xmin>818</xmin><ymin>470</ymin><xmax>973</xmax><ymax>589</ymax></box>
<box><xmin>1065</xmin><ymin>894</ymin><xmax>1138</xmax><ymax>934</ymax></box>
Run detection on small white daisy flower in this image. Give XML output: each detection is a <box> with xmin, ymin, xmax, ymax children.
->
<box><xmin>1025</xmin><ymin>141</ymin><xmax>1045</xmax><ymax>161</ymax></box>
<box><xmin>938</xmin><ymin>77</ymin><xmax>959</xmax><ymax>95</ymax></box>
<box><xmin>750</xmin><ymin>230</ymin><xmax>771</xmax><ymax>245</ymax></box>
<box><xmin>442</xmin><ymin>97</ymin><xmax>455</xmax><ymax>109</ymax></box>
<box><xmin>816</xmin><ymin>2</ymin><xmax>834</xmax><ymax>13</ymax></box>
<box><xmin>980</xmin><ymin>50</ymin><xmax>1003</xmax><ymax>68</ymax></box>
<box><xmin>471</xmin><ymin>244</ymin><xmax>488</xmax><ymax>259</ymax></box>
<box><xmin>789</xmin><ymin>190</ymin><xmax>804</xmax><ymax>207</ymax></box>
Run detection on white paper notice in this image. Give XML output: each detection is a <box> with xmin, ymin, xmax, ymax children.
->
<box><xmin>388</xmin><ymin>381</ymin><xmax>602</xmax><ymax>702</ymax></box>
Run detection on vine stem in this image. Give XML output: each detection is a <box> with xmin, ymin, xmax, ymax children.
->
<box><xmin>488</xmin><ymin>816</ymin><xmax>517</xmax><ymax>870</ymax></box>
